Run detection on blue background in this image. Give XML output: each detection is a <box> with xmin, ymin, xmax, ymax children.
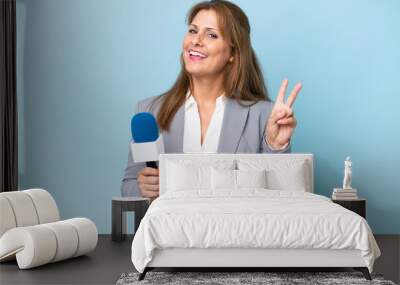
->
<box><xmin>16</xmin><ymin>0</ymin><xmax>400</xmax><ymax>234</ymax></box>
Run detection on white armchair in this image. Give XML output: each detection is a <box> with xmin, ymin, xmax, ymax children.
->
<box><xmin>0</xmin><ymin>189</ymin><xmax>98</xmax><ymax>269</ymax></box>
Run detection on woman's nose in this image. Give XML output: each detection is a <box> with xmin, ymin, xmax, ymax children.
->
<box><xmin>191</xmin><ymin>33</ymin><xmax>203</xmax><ymax>46</ymax></box>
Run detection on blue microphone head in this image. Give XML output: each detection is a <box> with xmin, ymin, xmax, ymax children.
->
<box><xmin>131</xmin><ymin>112</ymin><xmax>159</xmax><ymax>143</ymax></box>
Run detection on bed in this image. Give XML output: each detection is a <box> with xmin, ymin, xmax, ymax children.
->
<box><xmin>131</xmin><ymin>153</ymin><xmax>380</xmax><ymax>280</ymax></box>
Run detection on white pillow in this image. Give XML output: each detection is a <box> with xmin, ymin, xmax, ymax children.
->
<box><xmin>211</xmin><ymin>168</ymin><xmax>267</xmax><ymax>190</ymax></box>
<box><xmin>265</xmin><ymin>161</ymin><xmax>308</xmax><ymax>191</ymax></box>
<box><xmin>166</xmin><ymin>159</ymin><xmax>236</xmax><ymax>192</ymax></box>
<box><xmin>236</xmin><ymin>169</ymin><xmax>267</xmax><ymax>189</ymax></box>
<box><xmin>237</xmin><ymin>158</ymin><xmax>309</xmax><ymax>191</ymax></box>
<box><xmin>167</xmin><ymin>162</ymin><xmax>210</xmax><ymax>191</ymax></box>
<box><xmin>211</xmin><ymin>168</ymin><xmax>236</xmax><ymax>190</ymax></box>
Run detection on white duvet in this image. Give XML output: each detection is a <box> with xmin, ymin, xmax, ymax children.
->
<box><xmin>131</xmin><ymin>190</ymin><xmax>380</xmax><ymax>273</ymax></box>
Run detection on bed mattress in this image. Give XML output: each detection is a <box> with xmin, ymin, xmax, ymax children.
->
<box><xmin>131</xmin><ymin>190</ymin><xmax>380</xmax><ymax>273</ymax></box>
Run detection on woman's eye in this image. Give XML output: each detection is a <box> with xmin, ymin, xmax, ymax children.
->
<box><xmin>188</xmin><ymin>28</ymin><xmax>217</xmax><ymax>39</ymax></box>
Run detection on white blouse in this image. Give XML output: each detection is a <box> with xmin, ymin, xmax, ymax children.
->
<box><xmin>182</xmin><ymin>91</ymin><xmax>288</xmax><ymax>153</ymax></box>
<box><xmin>183</xmin><ymin>91</ymin><xmax>227</xmax><ymax>153</ymax></box>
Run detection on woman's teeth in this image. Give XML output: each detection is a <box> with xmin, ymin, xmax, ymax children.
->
<box><xmin>189</xmin><ymin>50</ymin><xmax>207</xmax><ymax>58</ymax></box>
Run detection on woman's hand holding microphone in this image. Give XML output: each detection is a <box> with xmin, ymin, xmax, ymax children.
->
<box><xmin>137</xmin><ymin>167</ymin><xmax>159</xmax><ymax>200</ymax></box>
<box><xmin>265</xmin><ymin>79</ymin><xmax>302</xmax><ymax>150</ymax></box>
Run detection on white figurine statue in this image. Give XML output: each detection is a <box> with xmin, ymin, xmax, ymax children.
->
<box><xmin>342</xmin><ymin>156</ymin><xmax>352</xmax><ymax>189</ymax></box>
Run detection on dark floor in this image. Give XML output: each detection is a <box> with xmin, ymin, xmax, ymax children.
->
<box><xmin>0</xmin><ymin>235</ymin><xmax>399</xmax><ymax>285</ymax></box>
<box><xmin>0</xmin><ymin>235</ymin><xmax>135</xmax><ymax>285</ymax></box>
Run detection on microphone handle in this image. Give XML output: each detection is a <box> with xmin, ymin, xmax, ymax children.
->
<box><xmin>146</xmin><ymin>161</ymin><xmax>158</xmax><ymax>169</ymax></box>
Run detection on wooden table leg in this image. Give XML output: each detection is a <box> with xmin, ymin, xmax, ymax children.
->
<box><xmin>112</xmin><ymin>200</ymin><xmax>127</xmax><ymax>241</ymax></box>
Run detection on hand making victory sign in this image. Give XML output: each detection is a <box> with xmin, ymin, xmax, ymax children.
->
<box><xmin>265</xmin><ymin>79</ymin><xmax>302</xmax><ymax>149</ymax></box>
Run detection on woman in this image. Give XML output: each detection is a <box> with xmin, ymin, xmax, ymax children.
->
<box><xmin>121</xmin><ymin>0</ymin><xmax>302</xmax><ymax>198</ymax></box>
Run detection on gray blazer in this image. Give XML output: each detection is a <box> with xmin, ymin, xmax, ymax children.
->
<box><xmin>120</xmin><ymin>95</ymin><xmax>291</xmax><ymax>197</ymax></box>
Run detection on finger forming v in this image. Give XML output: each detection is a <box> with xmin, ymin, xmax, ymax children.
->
<box><xmin>286</xmin><ymin>83</ymin><xmax>302</xmax><ymax>108</ymax></box>
<box><xmin>276</xmin><ymin>79</ymin><xmax>288</xmax><ymax>103</ymax></box>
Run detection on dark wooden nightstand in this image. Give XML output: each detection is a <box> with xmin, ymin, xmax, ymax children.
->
<box><xmin>111</xmin><ymin>197</ymin><xmax>150</xmax><ymax>242</ymax></box>
<box><xmin>332</xmin><ymin>197</ymin><xmax>366</xmax><ymax>218</ymax></box>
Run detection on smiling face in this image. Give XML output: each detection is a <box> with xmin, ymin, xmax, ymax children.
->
<box><xmin>182</xmin><ymin>9</ymin><xmax>232</xmax><ymax>79</ymax></box>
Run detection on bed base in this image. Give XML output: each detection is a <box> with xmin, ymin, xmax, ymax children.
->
<box><xmin>138</xmin><ymin>266</ymin><xmax>371</xmax><ymax>281</ymax></box>
<box><xmin>138</xmin><ymin>248</ymin><xmax>372</xmax><ymax>281</ymax></box>
<box><xmin>354</xmin><ymin>267</ymin><xmax>372</xmax><ymax>280</ymax></box>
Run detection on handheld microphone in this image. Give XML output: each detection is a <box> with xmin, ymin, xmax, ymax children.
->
<box><xmin>130</xmin><ymin>112</ymin><xmax>164</xmax><ymax>169</ymax></box>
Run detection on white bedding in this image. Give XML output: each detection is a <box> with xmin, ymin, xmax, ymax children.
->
<box><xmin>131</xmin><ymin>190</ymin><xmax>380</xmax><ymax>273</ymax></box>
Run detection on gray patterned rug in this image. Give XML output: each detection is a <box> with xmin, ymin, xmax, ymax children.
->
<box><xmin>116</xmin><ymin>271</ymin><xmax>396</xmax><ymax>285</ymax></box>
